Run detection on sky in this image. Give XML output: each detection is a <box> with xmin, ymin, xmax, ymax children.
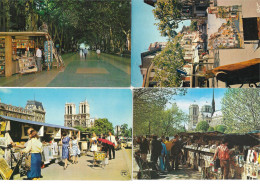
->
<box><xmin>166</xmin><ymin>88</ymin><xmax>228</xmax><ymax>116</ymax></box>
<box><xmin>0</xmin><ymin>88</ymin><xmax>132</xmax><ymax>128</ymax></box>
<box><xmin>131</xmin><ymin>0</ymin><xmax>191</xmax><ymax>87</ymax></box>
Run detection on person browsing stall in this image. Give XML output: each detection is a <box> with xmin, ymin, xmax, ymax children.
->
<box><xmin>35</xmin><ymin>47</ymin><xmax>42</xmax><ymax>72</ymax></box>
<box><xmin>22</xmin><ymin>129</ymin><xmax>43</xmax><ymax>180</ymax></box>
<box><xmin>213</xmin><ymin>137</ymin><xmax>231</xmax><ymax>179</ymax></box>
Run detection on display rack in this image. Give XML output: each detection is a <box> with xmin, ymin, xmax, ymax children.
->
<box><xmin>0</xmin><ymin>38</ymin><xmax>5</xmax><ymax>76</ymax></box>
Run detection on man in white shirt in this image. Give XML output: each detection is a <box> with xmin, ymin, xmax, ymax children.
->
<box><xmin>106</xmin><ymin>131</ymin><xmax>117</xmax><ymax>160</ymax></box>
<box><xmin>35</xmin><ymin>47</ymin><xmax>42</xmax><ymax>72</ymax></box>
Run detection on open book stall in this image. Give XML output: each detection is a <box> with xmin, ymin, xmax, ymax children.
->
<box><xmin>0</xmin><ymin>32</ymin><xmax>57</xmax><ymax>77</ymax></box>
<box><xmin>179</xmin><ymin>131</ymin><xmax>260</xmax><ymax>180</ymax></box>
<box><xmin>0</xmin><ymin>115</ymin><xmax>79</xmax><ymax>179</ymax></box>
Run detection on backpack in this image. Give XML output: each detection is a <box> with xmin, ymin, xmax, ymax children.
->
<box><xmin>218</xmin><ymin>145</ymin><xmax>229</xmax><ymax>160</ymax></box>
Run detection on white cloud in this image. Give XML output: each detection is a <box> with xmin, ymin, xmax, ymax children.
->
<box><xmin>0</xmin><ymin>88</ymin><xmax>11</xmax><ymax>94</ymax></box>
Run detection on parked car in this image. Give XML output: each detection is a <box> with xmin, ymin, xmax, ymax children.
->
<box><xmin>126</xmin><ymin>138</ymin><xmax>132</xmax><ymax>148</ymax></box>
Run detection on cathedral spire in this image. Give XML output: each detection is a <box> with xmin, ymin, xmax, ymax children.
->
<box><xmin>211</xmin><ymin>88</ymin><xmax>215</xmax><ymax>116</ymax></box>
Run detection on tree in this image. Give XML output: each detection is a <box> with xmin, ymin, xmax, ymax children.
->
<box><xmin>1</xmin><ymin>0</ymin><xmax>131</xmax><ymax>54</ymax></box>
<box><xmin>153</xmin><ymin>0</ymin><xmax>186</xmax><ymax>38</ymax></box>
<box><xmin>196</xmin><ymin>121</ymin><xmax>209</xmax><ymax>132</ymax></box>
<box><xmin>208</xmin><ymin>126</ymin><xmax>215</xmax><ymax>132</ymax></box>
<box><xmin>120</xmin><ymin>123</ymin><xmax>131</xmax><ymax>137</ymax></box>
<box><xmin>152</xmin><ymin>36</ymin><xmax>187</xmax><ymax>87</ymax></box>
<box><xmin>92</xmin><ymin>118</ymin><xmax>114</xmax><ymax>135</ymax></box>
<box><xmin>190</xmin><ymin>20</ymin><xmax>198</xmax><ymax>31</ymax></box>
<box><xmin>221</xmin><ymin>89</ymin><xmax>260</xmax><ymax>133</ymax></box>
<box><xmin>133</xmin><ymin>88</ymin><xmax>187</xmax><ymax>136</ymax></box>
<box><xmin>155</xmin><ymin>103</ymin><xmax>188</xmax><ymax>136</ymax></box>
<box><xmin>214</xmin><ymin>125</ymin><xmax>226</xmax><ymax>133</ymax></box>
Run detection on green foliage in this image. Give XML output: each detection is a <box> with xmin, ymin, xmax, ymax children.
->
<box><xmin>120</xmin><ymin>123</ymin><xmax>132</xmax><ymax>137</ymax></box>
<box><xmin>196</xmin><ymin>121</ymin><xmax>209</xmax><ymax>132</ymax></box>
<box><xmin>214</xmin><ymin>125</ymin><xmax>226</xmax><ymax>133</ymax></box>
<box><xmin>153</xmin><ymin>0</ymin><xmax>184</xmax><ymax>38</ymax></box>
<box><xmin>152</xmin><ymin>36</ymin><xmax>186</xmax><ymax>87</ymax></box>
<box><xmin>208</xmin><ymin>127</ymin><xmax>215</xmax><ymax>132</ymax></box>
<box><xmin>133</xmin><ymin>88</ymin><xmax>187</xmax><ymax>136</ymax></box>
<box><xmin>92</xmin><ymin>118</ymin><xmax>114</xmax><ymax>135</ymax></box>
<box><xmin>221</xmin><ymin>89</ymin><xmax>260</xmax><ymax>133</ymax></box>
<box><xmin>190</xmin><ymin>20</ymin><xmax>198</xmax><ymax>31</ymax></box>
<box><xmin>74</xmin><ymin>126</ymin><xmax>86</xmax><ymax>132</ymax></box>
<box><xmin>1</xmin><ymin>0</ymin><xmax>131</xmax><ymax>53</ymax></box>
<box><xmin>154</xmin><ymin>103</ymin><xmax>188</xmax><ymax>136</ymax></box>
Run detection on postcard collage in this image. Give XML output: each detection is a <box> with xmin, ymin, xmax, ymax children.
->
<box><xmin>0</xmin><ymin>0</ymin><xmax>259</xmax><ymax>182</ymax></box>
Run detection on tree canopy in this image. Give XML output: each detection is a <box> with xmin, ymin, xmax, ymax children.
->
<box><xmin>133</xmin><ymin>88</ymin><xmax>187</xmax><ymax>136</ymax></box>
<box><xmin>91</xmin><ymin>118</ymin><xmax>114</xmax><ymax>135</ymax></box>
<box><xmin>221</xmin><ymin>89</ymin><xmax>260</xmax><ymax>133</ymax></box>
<box><xmin>0</xmin><ymin>0</ymin><xmax>131</xmax><ymax>53</ymax></box>
<box><xmin>195</xmin><ymin>121</ymin><xmax>209</xmax><ymax>132</ymax></box>
<box><xmin>152</xmin><ymin>36</ymin><xmax>187</xmax><ymax>87</ymax></box>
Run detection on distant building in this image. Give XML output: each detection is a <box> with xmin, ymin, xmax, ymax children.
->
<box><xmin>140</xmin><ymin>42</ymin><xmax>167</xmax><ymax>87</ymax></box>
<box><xmin>114</xmin><ymin>125</ymin><xmax>121</xmax><ymax>136</ymax></box>
<box><xmin>188</xmin><ymin>89</ymin><xmax>224</xmax><ymax>130</ymax></box>
<box><xmin>144</xmin><ymin>0</ymin><xmax>209</xmax><ymax>18</ymax></box>
<box><xmin>188</xmin><ymin>104</ymin><xmax>199</xmax><ymax>130</ymax></box>
<box><xmin>0</xmin><ymin>99</ymin><xmax>45</xmax><ymax>122</ymax></box>
<box><xmin>210</xmin><ymin>110</ymin><xmax>223</xmax><ymax>127</ymax></box>
<box><xmin>64</xmin><ymin>100</ymin><xmax>91</xmax><ymax>128</ymax></box>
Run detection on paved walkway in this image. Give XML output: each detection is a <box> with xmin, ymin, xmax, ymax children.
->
<box><xmin>133</xmin><ymin>147</ymin><xmax>201</xmax><ymax>180</ymax></box>
<box><xmin>0</xmin><ymin>52</ymin><xmax>131</xmax><ymax>87</ymax></box>
<box><xmin>18</xmin><ymin>148</ymin><xmax>131</xmax><ymax>180</ymax></box>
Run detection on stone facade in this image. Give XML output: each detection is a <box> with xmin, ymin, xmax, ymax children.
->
<box><xmin>64</xmin><ymin>100</ymin><xmax>91</xmax><ymax>128</ymax></box>
<box><xmin>0</xmin><ymin>99</ymin><xmax>45</xmax><ymax>122</ymax></box>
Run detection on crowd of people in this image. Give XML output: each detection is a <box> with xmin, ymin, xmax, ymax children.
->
<box><xmin>11</xmin><ymin>128</ymin><xmax>118</xmax><ymax>180</ymax></box>
<box><xmin>135</xmin><ymin>135</ymin><xmax>184</xmax><ymax>173</ymax></box>
<box><xmin>135</xmin><ymin>134</ymin><xmax>238</xmax><ymax>179</ymax></box>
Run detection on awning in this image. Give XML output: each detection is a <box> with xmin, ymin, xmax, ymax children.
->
<box><xmin>206</xmin><ymin>58</ymin><xmax>260</xmax><ymax>86</ymax></box>
<box><xmin>0</xmin><ymin>32</ymin><xmax>48</xmax><ymax>37</ymax></box>
<box><xmin>0</xmin><ymin>115</ymin><xmax>78</xmax><ymax>131</ymax></box>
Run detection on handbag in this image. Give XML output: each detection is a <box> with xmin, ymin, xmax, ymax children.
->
<box><xmin>24</xmin><ymin>153</ymin><xmax>31</xmax><ymax>171</ymax></box>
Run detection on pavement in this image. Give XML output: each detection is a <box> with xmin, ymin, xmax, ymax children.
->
<box><xmin>0</xmin><ymin>51</ymin><xmax>131</xmax><ymax>87</ymax></box>
<box><xmin>18</xmin><ymin>147</ymin><xmax>132</xmax><ymax>180</ymax></box>
<box><xmin>133</xmin><ymin>147</ymin><xmax>201</xmax><ymax>180</ymax></box>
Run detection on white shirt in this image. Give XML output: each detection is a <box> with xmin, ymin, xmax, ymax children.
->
<box><xmin>96</xmin><ymin>49</ymin><xmax>101</xmax><ymax>54</ymax></box>
<box><xmin>106</xmin><ymin>135</ymin><xmax>117</xmax><ymax>146</ymax></box>
<box><xmin>22</xmin><ymin>138</ymin><xmax>43</xmax><ymax>153</ymax></box>
<box><xmin>36</xmin><ymin>49</ymin><xmax>42</xmax><ymax>58</ymax></box>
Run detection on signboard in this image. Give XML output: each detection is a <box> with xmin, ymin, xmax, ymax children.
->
<box><xmin>0</xmin><ymin>157</ymin><xmax>12</xmax><ymax>180</ymax></box>
<box><xmin>0</xmin><ymin>137</ymin><xmax>7</xmax><ymax>147</ymax></box>
<box><xmin>0</xmin><ymin>121</ymin><xmax>6</xmax><ymax>132</ymax></box>
<box><xmin>208</xmin><ymin>6</ymin><xmax>244</xmax><ymax>49</ymax></box>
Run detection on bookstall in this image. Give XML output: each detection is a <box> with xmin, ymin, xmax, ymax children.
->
<box><xmin>0</xmin><ymin>115</ymin><xmax>79</xmax><ymax>179</ymax></box>
<box><xmin>0</xmin><ymin>32</ymin><xmax>55</xmax><ymax>77</ymax></box>
<box><xmin>178</xmin><ymin>131</ymin><xmax>260</xmax><ymax>179</ymax></box>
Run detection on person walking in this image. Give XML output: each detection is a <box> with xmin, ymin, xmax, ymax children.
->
<box><xmin>213</xmin><ymin>137</ymin><xmax>230</xmax><ymax>179</ymax></box>
<box><xmin>140</xmin><ymin>136</ymin><xmax>149</xmax><ymax>161</ymax></box>
<box><xmin>35</xmin><ymin>47</ymin><xmax>42</xmax><ymax>72</ymax></box>
<box><xmin>150</xmin><ymin>135</ymin><xmax>162</xmax><ymax>165</ymax></box>
<box><xmin>70</xmin><ymin>135</ymin><xmax>80</xmax><ymax>164</ymax></box>
<box><xmin>164</xmin><ymin>137</ymin><xmax>172</xmax><ymax>171</ymax></box>
<box><xmin>96</xmin><ymin>49</ymin><xmax>101</xmax><ymax>59</ymax></box>
<box><xmin>91</xmin><ymin>132</ymin><xmax>98</xmax><ymax>165</ymax></box>
<box><xmin>61</xmin><ymin>132</ymin><xmax>70</xmax><ymax>170</ymax></box>
<box><xmin>83</xmin><ymin>48</ymin><xmax>88</xmax><ymax>59</ymax></box>
<box><xmin>171</xmin><ymin>135</ymin><xmax>182</xmax><ymax>171</ymax></box>
<box><xmin>159</xmin><ymin>138</ymin><xmax>167</xmax><ymax>172</ymax></box>
<box><xmin>22</xmin><ymin>129</ymin><xmax>43</xmax><ymax>180</ymax></box>
<box><xmin>106</xmin><ymin>131</ymin><xmax>117</xmax><ymax>160</ymax></box>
